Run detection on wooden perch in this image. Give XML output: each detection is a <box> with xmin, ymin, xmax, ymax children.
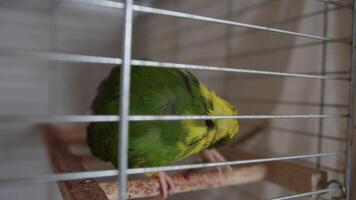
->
<box><xmin>219</xmin><ymin>147</ymin><xmax>327</xmax><ymax>193</ymax></box>
<box><xmin>101</xmin><ymin>165</ymin><xmax>265</xmax><ymax>199</ymax></box>
<box><xmin>39</xmin><ymin>124</ymin><xmax>328</xmax><ymax>199</ymax></box>
<box><xmin>41</xmin><ymin>125</ymin><xmax>108</xmax><ymax>200</ymax></box>
<box><xmin>39</xmin><ymin>125</ymin><xmax>266</xmax><ymax>199</ymax></box>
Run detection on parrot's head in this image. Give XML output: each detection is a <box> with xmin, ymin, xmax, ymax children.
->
<box><xmin>199</xmin><ymin>84</ymin><xmax>239</xmax><ymax>143</ymax></box>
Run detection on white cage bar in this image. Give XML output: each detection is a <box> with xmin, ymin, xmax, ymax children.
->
<box><xmin>0</xmin><ymin>0</ymin><xmax>355</xmax><ymax>199</ymax></box>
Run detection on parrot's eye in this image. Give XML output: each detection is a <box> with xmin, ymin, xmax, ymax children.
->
<box><xmin>205</xmin><ymin>119</ymin><xmax>215</xmax><ymax>129</ymax></box>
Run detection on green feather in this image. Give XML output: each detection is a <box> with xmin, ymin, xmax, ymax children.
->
<box><xmin>87</xmin><ymin>66</ymin><xmax>238</xmax><ymax>168</ymax></box>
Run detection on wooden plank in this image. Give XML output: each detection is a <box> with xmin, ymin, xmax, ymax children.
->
<box><xmin>100</xmin><ymin>165</ymin><xmax>266</xmax><ymax>199</ymax></box>
<box><xmin>40</xmin><ymin>125</ymin><xmax>109</xmax><ymax>200</ymax></box>
<box><xmin>219</xmin><ymin>146</ymin><xmax>328</xmax><ymax>193</ymax></box>
<box><xmin>39</xmin><ymin>125</ymin><xmax>266</xmax><ymax>199</ymax></box>
<box><xmin>40</xmin><ymin>124</ymin><xmax>327</xmax><ymax>199</ymax></box>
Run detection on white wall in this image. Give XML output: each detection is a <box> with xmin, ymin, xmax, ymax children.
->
<box><xmin>134</xmin><ymin>0</ymin><xmax>353</xmax><ymax>199</ymax></box>
<box><xmin>0</xmin><ymin>1</ymin><xmax>121</xmax><ymax>199</ymax></box>
<box><xmin>0</xmin><ymin>0</ymin><xmax>354</xmax><ymax>199</ymax></box>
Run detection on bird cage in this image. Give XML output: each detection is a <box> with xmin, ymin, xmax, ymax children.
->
<box><xmin>0</xmin><ymin>0</ymin><xmax>355</xmax><ymax>200</ymax></box>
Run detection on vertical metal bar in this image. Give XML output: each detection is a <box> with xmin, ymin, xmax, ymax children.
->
<box><xmin>345</xmin><ymin>1</ymin><xmax>356</xmax><ymax>199</ymax></box>
<box><xmin>119</xmin><ymin>0</ymin><xmax>133</xmax><ymax>199</ymax></box>
<box><xmin>317</xmin><ymin>2</ymin><xmax>329</xmax><ymax>169</ymax></box>
<box><xmin>48</xmin><ymin>1</ymin><xmax>59</xmax><ymax>199</ymax></box>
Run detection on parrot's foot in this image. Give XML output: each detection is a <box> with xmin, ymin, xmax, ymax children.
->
<box><xmin>200</xmin><ymin>149</ymin><xmax>232</xmax><ymax>174</ymax></box>
<box><xmin>154</xmin><ymin>172</ymin><xmax>175</xmax><ymax>199</ymax></box>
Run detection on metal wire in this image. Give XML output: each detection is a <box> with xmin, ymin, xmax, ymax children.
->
<box><xmin>0</xmin><ymin>170</ymin><xmax>118</xmax><ymax>185</ymax></box>
<box><xmin>151</xmin><ymin>35</ymin><xmax>349</xmax><ymax>59</ymax></box>
<box><xmin>0</xmin><ymin>114</ymin><xmax>348</xmax><ymax>123</ymax></box>
<box><xmin>132</xmin><ymin>5</ymin><xmax>332</xmax><ymax>41</ymax></box>
<box><xmin>0</xmin><ymin>1</ymin><xmax>352</xmax><ymax>199</ymax></box>
<box><xmin>128</xmin><ymin>114</ymin><xmax>348</xmax><ymax>121</ymax></box>
<box><xmin>0</xmin><ymin>115</ymin><xmax>119</xmax><ymax>123</ymax></box>
<box><xmin>269</xmin><ymin>187</ymin><xmax>340</xmax><ymax>200</ymax></box>
<box><xmin>63</xmin><ymin>0</ymin><xmax>124</xmax><ymax>9</ymax></box>
<box><xmin>236</xmin><ymin>97</ymin><xmax>348</xmax><ymax>108</ymax></box>
<box><xmin>1</xmin><ymin>50</ymin><xmax>350</xmax><ymax>80</ymax></box>
<box><xmin>324</xmin><ymin>180</ymin><xmax>346</xmax><ymax>199</ymax></box>
<box><xmin>128</xmin><ymin>151</ymin><xmax>345</xmax><ymax>174</ymax></box>
<box><xmin>0</xmin><ymin>151</ymin><xmax>344</xmax><ymax>184</ymax></box>
<box><xmin>317</xmin><ymin>2</ymin><xmax>329</xmax><ymax>170</ymax></box>
<box><xmin>151</xmin><ymin>6</ymin><xmax>345</xmax><ymax>46</ymax></box>
<box><xmin>0</xmin><ymin>49</ymin><xmax>122</xmax><ymax>64</ymax></box>
<box><xmin>63</xmin><ymin>0</ymin><xmax>343</xmax><ymax>41</ymax></box>
<box><xmin>132</xmin><ymin>60</ymin><xmax>348</xmax><ymax>80</ymax></box>
<box><xmin>184</xmin><ymin>38</ymin><xmax>350</xmax><ymax>65</ymax></box>
<box><xmin>230</xmin><ymin>70</ymin><xmax>350</xmax><ymax>83</ymax></box>
<box><xmin>234</xmin><ymin>6</ymin><xmax>344</xmax><ymax>37</ymax></box>
<box><xmin>344</xmin><ymin>2</ymin><xmax>356</xmax><ymax>199</ymax></box>
<box><xmin>119</xmin><ymin>0</ymin><xmax>133</xmax><ymax>199</ymax></box>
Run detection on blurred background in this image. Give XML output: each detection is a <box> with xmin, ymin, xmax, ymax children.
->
<box><xmin>0</xmin><ymin>0</ymin><xmax>354</xmax><ymax>199</ymax></box>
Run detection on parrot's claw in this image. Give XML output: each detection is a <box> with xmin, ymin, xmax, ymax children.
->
<box><xmin>155</xmin><ymin>172</ymin><xmax>175</xmax><ymax>199</ymax></box>
<box><xmin>200</xmin><ymin>149</ymin><xmax>232</xmax><ymax>174</ymax></box>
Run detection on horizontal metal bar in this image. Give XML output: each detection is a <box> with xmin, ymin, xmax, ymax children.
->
<box><xmin>186</xmin><ymin>38</ymin><xmax>350</xmax><ymax>65</ymax></box>
<box><xmin>132</xmin><ymin>60</ymin><xmax>347</xmax><ymax>80</ymax></box>
<box><xmin>63</xmin><ymin>0</ymin><xmax>124</xmax><ymax>9</ymax></box>
<box><xmin>150</xmin><ymin>6</ymin><xmax>344</xmax><ymax>45</ymax></box>
<box><xmin>232</xmin><ymin>74</ymin><xmax>349</xmax><ymax>84</ymax></box>
<box><xmin>0</xmin><ymin>49</ymin><xmax>122</xmax><ymax>64</ymax></box>
<box><xmin>128</xmin><ymin>114</ymin><xmax>348</xmax><ymax>121</ymax></box>
<box><xmin>63</xmin><ymin>0</ymin><xmax>340</xmax><ymax>41</ymax></box>
<box><xmin>0</xmin><ymin>115</ymin><xmax>119</xmax><ymax>123</ymax></box>
<box><xmin>0</xmin><ymin>170</ymin><xmax>118</xmax><ymax>185</ymax></box>
<box><xmin>236</xmin><ymin>97</ymin><xmax>349</xmax><ymax>108</ymax></box>
<box><xmin>150</xmin><ymin>32</ymin><xmax>350</xmax><ymax>59</ymax></box>
<box><xmin>68</xmin><ymin>0</ymin><xmax>337</xmax><ymax>20</ymax></box>
<box><xmin>0</xmin><ymin>50</ymin><xmax>349</xmax><ymax>80</ymax></box>
<box><xmin>270</xmin><ymin>187</ymin><xmax>340</xmax><ymax>200</ymax></box>
<box><xmin>234</xmin><ymin>6</ymin><xmax>343</xmax><ymax>37</ymax></box>
<box><xmin>0</xmin><ymin>114</ymin><xmax>348</xmax><ymax>123</ymax></box>
<box><xmin>132</xmin><ymin>5</ymin><xmax>334</xmax><ymax>41</ymax></box>
<box><xmin>0</xmin><ymin>151</ymin><xmax>344</xmax><ymax>185</ymax></box>
<box><xmin>109</xmin><ymin>151</ymin><xmax>345</xmax><ymax>174</ymax></box>
<box><xmin>307</xmin><ymin>70</ymin><xmax>351</xmax><ymax>75</ymax></box>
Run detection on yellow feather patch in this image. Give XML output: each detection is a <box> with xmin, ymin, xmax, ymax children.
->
<box><xmin>177</xmin><ymin>83</ymin><xmax>239</xmax><ymax>159</ymax></box>
<box><xmin>180</xmin><ymin>119</ymin><xmax>210</xmax><ymax>155</ymax></box>
<box><xmin>199</xmin><ymin>84</ymin><xmax>239</xmax><ymax>140</ymax></box>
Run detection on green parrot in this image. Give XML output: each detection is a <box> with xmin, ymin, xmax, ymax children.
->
<box><xmin>87</xmin><ymin>66</ymin><xmax>239</xmax><ymax>198</ymax></box>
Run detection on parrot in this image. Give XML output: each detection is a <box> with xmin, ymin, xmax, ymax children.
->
<box><xmin>87</xmin><ymin>65</ymin><xmax>239</xmax><ymax>198</ymax></box>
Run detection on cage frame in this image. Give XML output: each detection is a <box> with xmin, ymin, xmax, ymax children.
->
<box><xmin>0</xmin><ymin>0</ymin><xmax>355</xmax><ymax>199</ymax></box>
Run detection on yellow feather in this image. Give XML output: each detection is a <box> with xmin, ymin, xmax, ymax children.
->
<box><xmin>199</xmin><ymin>84</ymin><xmax>239</xmax><ymax>140</ymax></box>
<box><xmin>178</xmin><ymin>83</ymin><xmax>239</xmax><ymax>158</ymax></box>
